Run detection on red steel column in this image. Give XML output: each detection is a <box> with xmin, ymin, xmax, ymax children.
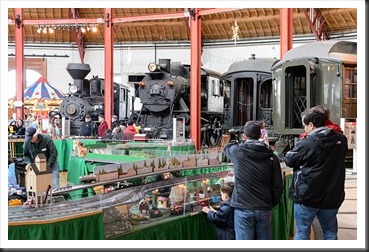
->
<box><xmin>104</xmin><ymin>8</ymin><xmax>113</xmax><ymax>129</ymax></box>
<box><xmin>280</xmin><ymin>8</ymin><xmax>293</xmax><ymax>59</ymax></box>
<box><xmin>190</xmin><ymin>9</ymin><xmax>202</xmax><ymax>151</ymax></box>
<box><xmin>15</xmin><ymin>8</ymin><xmax>25</xmax><ymax>120</ymax></box>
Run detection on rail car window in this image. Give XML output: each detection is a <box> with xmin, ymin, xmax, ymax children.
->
<box><xmin>234</xmin><ymin>78</ymin><xmax>254</xmax><ymax>126</ymax></box>
<box><xmin>259</xmin><ymin>80</ymin><xmax>273</xmax><ymax>108</ymax></box>
<box><xmin>343</xmin><ymin>66</ymin><xmax>357</xmax><ymax>118</ymax></box>
<box><xmin>285</xmin><ymin>66</ymin><xmax>307</xmax><ymax>128</ymax></box>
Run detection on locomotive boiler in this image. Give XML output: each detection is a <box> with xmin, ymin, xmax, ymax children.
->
<box><xmin>60</xmin><ymin>63</ymin><xmax>129</xmax><ymax>135</ymax></box>
<box><xmin>132</xmin><ymin>59</ymin><xmax>224</xmax><ymax>146</ymax></box>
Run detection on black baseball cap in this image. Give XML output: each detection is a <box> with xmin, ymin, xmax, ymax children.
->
<box><xmin>85</xmin><ymin>114</ymin><xmax>91</xmax><ymax>118</ymax></box>
<box><xmin>244</xmin><ymin>121</ymin><xmax>261</xmax><ymax>137</ymax></box>
<box><xmin>24</xmin><ymin>126</ymin><xmax>37</xmax><ymax>142</ymax></box>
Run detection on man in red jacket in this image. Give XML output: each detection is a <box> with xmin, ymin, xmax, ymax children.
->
<box><xmin>299</xmin><ymin>105</ymin><xmax>343</xmax><ymax>138</ymax></box>
<box><xmin>97</xmin><ymin>113</ymin><xmax>109</xmax><ymax>138</ymax></box>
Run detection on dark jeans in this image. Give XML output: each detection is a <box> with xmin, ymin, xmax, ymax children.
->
<box><xmin>234</xmin><ymin>208</ymin><xmax>272</xmax><ymax>240</ymax></box>
<box><xmin>294</xmin><ymin>203</ymin><xmax>339</xmax><ymax>240</ymax></box>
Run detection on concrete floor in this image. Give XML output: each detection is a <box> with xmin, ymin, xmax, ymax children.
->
<box><xmin>337</xmin><ymin>171</ymin><xmax>357</xmax><ymax>240</ymax></box>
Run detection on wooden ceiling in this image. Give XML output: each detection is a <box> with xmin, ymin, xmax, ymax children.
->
<box><xmin>8</xmin><ymin>8</ymin><xmax>357</xmax><ymax>45</ymax></box>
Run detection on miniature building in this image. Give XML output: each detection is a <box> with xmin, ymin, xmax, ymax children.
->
<box><xmin>134</xmin><ymin>134</ymin><xmax>148</xmax><ymax>142</ymax></box>
<box><xmin>25</xmin><ymin>153</ymin><xmax>52</xmax><ymax>206</ymax></box>
<box><xmin>157</xmin><ymin>196</ymin><xmax>169</xmax><ymax>208</ymax></box>
<box><xmin>138</xmin><ymin>199</ymin><xmax>150</xmax><ymax>213</ymax></box>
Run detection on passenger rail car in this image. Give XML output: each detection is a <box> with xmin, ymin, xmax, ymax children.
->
<box><xmin>220</xmin><ymin>54</ymin><xmax>279</xmax><ymax>138</ymax></box>
<box><xmin>60</xmin><ymin>63</ymin><xmax>130</xmax><ymax>135</ymax></box>
<box><xmin>271</xmin><ymin>40</ymin><xmax>357</xmax><ymax>152</ymax></box>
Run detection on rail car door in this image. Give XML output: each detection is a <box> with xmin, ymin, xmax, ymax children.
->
<box><xmin>281</xmin><ymin>59</ymin><xmax>314</xmax><ymax>133</ymax></box>
<box><xmin>342</xmin><ymin>66</ymin><xmax>357</xmax><ymax>118</ymax></box>
<box><xmin>231</xmin><ymin>76</ymin><xmax>257</xmax><ymax>127</ymax></box>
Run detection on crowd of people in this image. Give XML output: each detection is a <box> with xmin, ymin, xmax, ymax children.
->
<box><xmin>10</xmin><ymin>105</ymin><xmax>348</xmax><ymax>240</ymax></box>
<box><xmin>202</xmin><ymin>105</ymin><xmax>347</xmax><ymax>240</ymax></box>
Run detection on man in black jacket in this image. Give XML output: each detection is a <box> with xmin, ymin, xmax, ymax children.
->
<box><xmin>223</xmin><ymin>121</ymin><xmax>283</xmax><ymax>240</ymax></box>
<box><xmin>23</xmin><ymin>126</ymin><xmax>60</xmax><ymax>189</ymax></box>
<box><xmin>285</xmin><ymin>108</ymin><xmax>347</xmax><ymax>240</ymax></box>
<box><xmin>79</xmin><ymin>114</ymin><xmax>97</xmax><ymax>137</ymax></box>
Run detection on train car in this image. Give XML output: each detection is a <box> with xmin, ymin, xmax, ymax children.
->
<box><xmin>60</xmin><ymin>63</ymin><xmax>130</xmax><ymax>135</ymax></box>
<box><xmin>131</xmin><ymin>59</ymin><xmax>224</xmax><ymax>147</ymax></box>
<box><xmin>271</xmin><ymin>40</ymin><xmax>357</xmax><ymax>153</ymax></box>
<box><xmin>219</xmin><ymin>54</ymin><xmax>279</xmax><ymax>139</ymax></box>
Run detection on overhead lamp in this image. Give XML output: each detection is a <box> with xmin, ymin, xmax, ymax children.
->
<box><xmin>91</xmin><ymin>26</ymin><xmax>97</xmax><ymax>32</ymax></box>
<box><xmin>37</xmin><ymin>25</ymin><xmax>42</xmax><ymax>33</ymax></box>
<box><xmin>80</xmin><ymin>27</ymin><xmax>86</xmax><ymax>33</ymax></box>
<box><xmin>42</xmin><ymin>26</ymin><xmax>47</xmax><ymax>33</ymax></box>
<box><xmin>48</xmin><ymin>27</ymin><xmax>54</xmax><ymax>34</ymax></box>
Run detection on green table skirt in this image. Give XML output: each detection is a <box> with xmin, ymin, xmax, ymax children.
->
<box><xmin>111</xmin><ymin>213</ymin><xmax>216</xmax><ymax>240</ymax></box>
<box><xmin>8</xmin><ymin>211</ymin><xmax>105</xmax><ymax>240</ymax></box>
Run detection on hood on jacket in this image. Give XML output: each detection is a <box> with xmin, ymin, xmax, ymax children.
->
<box><xmin>307</xmin><ymin>127</ymin><xmax>343</xmax><ymax>150</ymax></box>
<box><xmin>238</xmin><ymin>141</ymin><xmax>274</xmax><ymax>160</ymax></box>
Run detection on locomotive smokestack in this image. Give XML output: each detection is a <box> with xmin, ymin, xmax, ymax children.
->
<box><xmin>159</xmin><ymin>59</ymin><xmax>171</xmax><ymax>73</ymax></box>
<box><xmin>66</xmin><ymin>63</ymin><xmax>91</xmax><ymax>96</ymax></box>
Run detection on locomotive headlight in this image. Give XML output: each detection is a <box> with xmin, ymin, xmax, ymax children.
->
<box><xmin>69</xmin><ymin>84</ymin><xmax>78</xmax><ymax>94</ymax></box>
<box><xmin>148</xmin><ymin>62</ymin><xmax>158</xmax><ymax>72</ymax></box>
<box><xmin>139</xmin><ymin>81</ymin><xmax>145</xmax><ymax>87</ymax></box>
<box><xmin>166</xmin><ymin>81</ymin><xmax>174</xmax><ymax>87</ymax></box>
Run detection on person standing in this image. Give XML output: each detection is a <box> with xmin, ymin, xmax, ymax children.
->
<box><xmin>15</xmin><ymin>119</ymin><xmax>26</xmax><ymax>136</ymax></box>
<box><xmin>202</xmin><ymin>182</ymin><xmax>235</xmax><ymax>240</ymax></box>
<box><xmin>79</xmin><ymin>114</ymin><xmax>97</xmax><ymax>137</ymax></box>
<box><xmin>23</xmin><ymin>126</ymin><xmax>60</xmax><ymax>189</ymax></box>
<box><xmin>47</xmin><ymin>116</ymin><xmax>61</xmax><ymax>138</ymax></box>
<box><xmin>223</xmin><ymin>121</ymin><xmax>283</xmax><ymax>240</ymax></box>
<box><xmin>299</xmin><ymin>105</ymin><xmax>343</xmax><ymax>138</ymax></box>
<box><xmin>285</xmin><ymin>108</ymin><xmax>348</xmax><ymax>240</ymax></box>
<box><xmin>259</xmin><ymin>119</ymin><xmax>269</xmax><ymax>146</ymax></box>
<box><xmin>97</xmin><ymin>113</ymin><xmax>108</xmax><ymax>138</ymax></box>
<box><xmin>111</xmin><ymin>115</ymin><xmax>120</xmax><ymax>129</ymax></box>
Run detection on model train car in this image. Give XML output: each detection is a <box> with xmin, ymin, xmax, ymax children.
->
<box><xmin>60</xmin><ymin>63</ymin><xmax>130</xmax><ymax>135</ymax></box>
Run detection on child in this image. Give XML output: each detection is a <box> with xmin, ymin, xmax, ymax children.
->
<box><xmin>202</xmin><ymin>182</ymin><xmax>235</xmax><ymax>240</ymax></box>
<box><xmin>259</xmin><ymin>119</ymin><xmax>269</xmax><ymax>146</ymax></box>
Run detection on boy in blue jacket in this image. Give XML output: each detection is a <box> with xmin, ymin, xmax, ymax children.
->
<box><xmin>202</xmin><ymin>182</ymin><xmax>235</xmax><ymax>240</ymax></box>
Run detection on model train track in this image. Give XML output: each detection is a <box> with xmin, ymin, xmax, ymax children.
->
<box><xmin>8</xmin><ymin>169</ymin><xmax>231</xmax><ymax>223</ymax></box>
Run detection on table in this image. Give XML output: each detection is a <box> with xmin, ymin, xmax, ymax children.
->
<box><xmin>8</xmin><ymin>169</ymin><xmax>294</xmax><ymax>240</ymax></box>
<box><xmin>8</xmin><ymin>138</ymin><xmax>24</xmax><ymax>159</ymax></box>
<box><xmin>110</xmin><ymin>170</ymin><xmax>293</xmax><ymax>240</ymax></box>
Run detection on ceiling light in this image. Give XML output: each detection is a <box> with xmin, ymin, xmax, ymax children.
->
<box><xmin>92</xmin><ymin>26</ymin><xmax>97</xmax><ymax>33</ymax></box>
<box><xmin>43</xmin><ymin>26</ymin><xmax>47</xmax><ymax>33</ymax></box>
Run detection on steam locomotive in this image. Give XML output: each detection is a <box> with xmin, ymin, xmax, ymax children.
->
<box><xmin>131</xmin><ymin>59</ymin><xmax>225</xmax><ymax>146</ymax></box>
<box><xmin>59</xmin><ymin>63</ymin><xmax>130</xmax><ymax>135</ymax></box>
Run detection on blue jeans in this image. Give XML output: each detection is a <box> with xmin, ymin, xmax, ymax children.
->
<box><xmin>234</xmin><ymin>208</ymin><xmax>273</xmax><ymax>240</ymax></box>
<box><xmin>294</xmin><ymin>203</ymin><xmax>339</xmax><ymax>240</ymax></box>
<box><xmin>51</xmin><ymin>162</ymin><xmax>60</xmax><ymax>189</ymax></box>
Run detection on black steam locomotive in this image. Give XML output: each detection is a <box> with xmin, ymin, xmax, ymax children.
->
<box><xmin>132</xmin><ymin>59</ymin><xmax>224</xmax><ymax>146</ymax></box>
<box><xmin>60</xmin><ymin>63</ymin><xmax>130</xmax><ymax>135</ymax></box>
